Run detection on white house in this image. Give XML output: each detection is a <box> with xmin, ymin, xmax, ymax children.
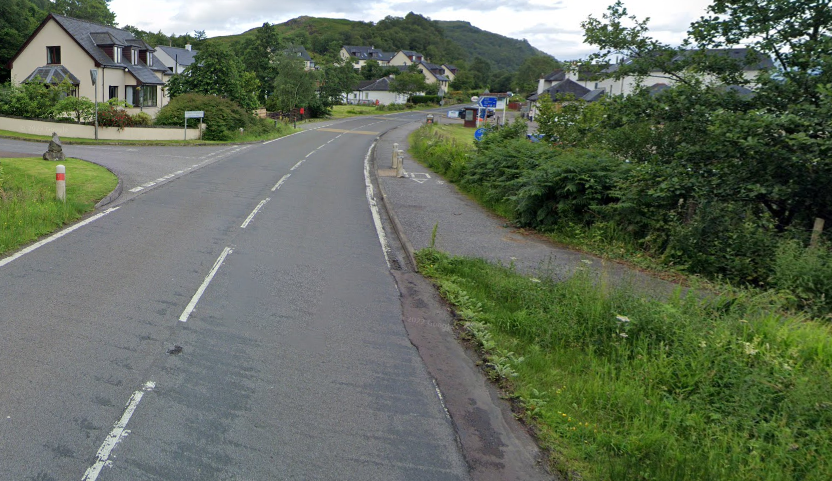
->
<box><xmin>345</xmin><ymin>76</ymin><xmax>418</xmax><ymax>105</ymax></box>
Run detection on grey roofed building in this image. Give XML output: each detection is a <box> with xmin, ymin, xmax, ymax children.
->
<box><xmin>343</xmin><ymin>45</ymin><xmax>394</xmax><ymax>62</ymax></box>
<box><xmin>39</xmin><ymin>14</ymin><xmax>169</xmax><ymax>84</ymax></box>
<box><xmin>7</xmin><ymin>14</ymin><xmax>170</xmax><ymax>85</ymax></box>
<box><xmin>581</xmin><ymin>88</ymin><xmax>605</xmax><ymax>102</ymax></box>
<box><xmin>527</xmin><ymin>79</ymin><xmax>592</xmax><ymax>101</ymax></box>
<box><xmin>601</xmin><ymin>47</ymin><xmax>774</xmax><ymax>76</ymax></box>
<box><xmin>154</xmin><ymin>45</ymin><xmax>198</xmax><ymax>74</ymax></box>
<box><xmin>355</xmin><ymin>77</ymin><xmax>393</xmax><ymax>92</ymax></box>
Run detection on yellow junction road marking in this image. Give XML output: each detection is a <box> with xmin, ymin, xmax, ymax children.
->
<box><xmin>318</xmin><ymin>128</ymin><xmax>380</xmax><ymax>135</ymax></box>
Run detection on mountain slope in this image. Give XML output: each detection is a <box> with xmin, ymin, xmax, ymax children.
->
<box><xmin>435</xmin><ymin>20</ymin><xmax>553</xmax><ymax>71</ymax></box>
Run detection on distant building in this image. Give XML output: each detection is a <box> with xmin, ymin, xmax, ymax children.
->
<box><xmin>154</xmin><ymin>44</ymin><xmax>197</xmax><ymax>75</ymax></box>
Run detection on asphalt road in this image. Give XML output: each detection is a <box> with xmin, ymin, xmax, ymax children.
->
<box><xmin>0</xmin><ymin>112</ymin><xmax>471</xmax><ymax>480</ymax></box>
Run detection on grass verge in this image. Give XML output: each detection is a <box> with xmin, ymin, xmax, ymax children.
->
<box><xmin>329</xmin><ymin>103</ymin><xmax>438</xmax><ymax>119</ymax></box>
<box><xmin>0</xmin><ymin>157</ymin><xmax>118</xmax><ymax>256</ymax></box>
<box><xmin>417</xmin><ymin>248</ymin><xmax>832</xmax><ymax>481</ymax></box>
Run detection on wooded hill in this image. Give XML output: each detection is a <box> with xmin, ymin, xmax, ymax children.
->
<box><xmin>210</xmin><ymin>13</ymin><xmax>553</xmax><ymax>71</ymax></box>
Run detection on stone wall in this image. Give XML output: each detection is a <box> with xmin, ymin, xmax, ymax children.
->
<box><xmin>0</xmin><ymin>116</ymin><xmax>202</xmax><ymax>141</ymax></box>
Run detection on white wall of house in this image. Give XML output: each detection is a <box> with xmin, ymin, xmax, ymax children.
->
<box><xmin>10</xmin><ymin>19</ymin><xmax>96</xmax><ymax>99</ymax></box>
<box><xmin>567</xmin><ymin>69</ymin><xmax>764</xmax><ymax>96</ymax></box>
<box><xmin>345</xmin><ymin>90</ymin><xmax>413</xmax><ymax>105</ymax></box>
<box><xmin>389</xmin><ymin>51</ymin><xmax>413</xmax><ymax>66</ymax></box>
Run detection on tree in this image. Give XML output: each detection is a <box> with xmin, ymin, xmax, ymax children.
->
<box><xmin>581</xmin><ymin>0</ymin><xmax>832</xmax><ymax>232</ymax></box>
<box><xmin>515</xmin><ymin>55</ymin><xmax>560</xmax><ymax>94</ymax></box>
<box><xmin>0</xmin><ymin>0</ymin><xmax>48</xmax><ymax>82</ymax></box>
<box><xmin>166</xmin><ymin>42</ymin><xmax>260</xmax><ymax>111</ymax></box>
<box><xmin>236</xmin><ymin>23</ymin><xmax>283</xmax><ymax>102</ymax></box>
<box><xmin>469</xmin><ymin>57</ymin><xmax>492</xmax><ymax>88</ymax></box>
<box><xmin>317</xmin><ymin>57</ymin><xmax>359</xmax><ymax>114</ymax></box>
<box><xmin>50</xmin><ymin>0</ymin><xmax>116</xmax><ymax>26</ymax></box>
<box><xmin>270</xmin><ymin>53</ymin><xmax>318</xmax><ymax>126</ymax></box>
<box><xmin>389</xmin><ymin>71</ymin><xmax>428</xmax><ymax>99</ymax></box>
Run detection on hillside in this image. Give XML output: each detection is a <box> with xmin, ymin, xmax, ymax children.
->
<box><xmin>210</xmin><ymin>14</ymin><xmax>553</xmax><ymax>71</ymax></box>
<box><xmin>435</xmin><ymin>20</ymin><xmax>552</xmax><ymax>71</ymax></box>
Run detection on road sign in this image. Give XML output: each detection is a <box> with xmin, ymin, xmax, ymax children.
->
<box><xmin>184</xmin><ymin>110</ymin><xmax>204</xmax><ymax>119</ymax></box>
<box><xmin>478</xmin><ymin>96</ymin><xmax>497</xmax><ymax>108</ymax></box>
<box><xmin>474</xmin><ymin>128</ymin><xmax>486</xmax><ymax>141</ymax></box>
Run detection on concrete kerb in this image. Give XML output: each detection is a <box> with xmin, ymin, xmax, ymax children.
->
<box><xmin>372</xmin><ymin>122</ymin><xmax>421</xmax><ymax>272</ymax></box>
<box><xmin>95</xmin><ymin>175</ymin><xmax>123</xmax><ymax>209</ymax></box>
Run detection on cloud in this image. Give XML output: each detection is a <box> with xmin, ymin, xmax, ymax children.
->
<box><xmin>387</xmin><ymin>0</ymin><xmax>563</xmax><ymax>14</ymax></box>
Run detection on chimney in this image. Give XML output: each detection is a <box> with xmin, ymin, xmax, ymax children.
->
<box><xmin>185</xmin><ymin>44</ymin><xmax>192</xmax><ymax>51</ymax></box>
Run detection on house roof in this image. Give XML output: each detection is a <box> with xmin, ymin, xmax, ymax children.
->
<box><xmin>355</xmin><ymin>76</ymin><xmax>394</xmax><ymax>92</ymax></box>
<box><xmin>286</xmin><ymin>45</ymin><xmax>312</xmax><ymax>62</ymax></box>
<box><xmin>527</xmin><ymin>79</ymin><xmax>591</xmax><ymax>101</ymax></box>
<box><xmin>155</xmin><ymin>45</ymin><xmax>198</xmax><ymax>67</ymax></box>
<box><xmin>602</xmin><ymin>48</ymin><xmax>774</xmax><ymax>75</ymax></box>
<box><xmin>8</xmin><ymin>14</ymin><xmax>169</xmax><ymax>84</ymax></box>
<box><xmin>543</xmin><ymin>69</ymin><xmax>566</xmax><ymax>81</ymax></box>
<box><xmin>343</xmin><ymin>45</ymin><xmax>394</xmax><ymax>61</ymax></box>
<box><xmin>23</xmin><ymin>65</ymin><xmax>81</xmax><ymax>85</ymax></box>
<box><xmin>581</xmin><ymin>88</ymin><xmax>605</xmax><ymax>102</ymax></box>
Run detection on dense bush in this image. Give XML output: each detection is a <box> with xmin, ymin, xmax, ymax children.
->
<box><xmin>97</xmin><ymin>102</ymin><xmax>134</xmax><ymax>130</ymax></box>
<box><xmin>410</xmin><ymin>95</ymin><xmax>440</xmax><ymax>104</ymax></box>
<box><xmin>772</xmin><ymin>241</ymin><xmax>832</xmax><ymax>317</ymax></box>
<box><xmin>131</xmin><ymin>112</ymin><xmax>153</xmax><ymax>126</ymax></box>
<box><xmin>0</xmin><ymin>79</ymin><xmax>66</xmax><ymax>119</ymax></box>
<box><xmin>155</xmin><ymin>93</ymin><xmax>259</xmax><ymax>141</ymax></box>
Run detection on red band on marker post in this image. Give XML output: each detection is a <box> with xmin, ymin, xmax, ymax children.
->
<box><xmin>56</xmin><ymin>173</ymin><xmax>65</xmax><ymax>181</ymax></box>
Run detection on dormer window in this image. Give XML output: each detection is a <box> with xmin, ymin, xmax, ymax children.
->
<box><xmin>114</xmin><ymin>46</ymin><xmax>122</xmax><ymax>63</ymax></box>
<box><xmin>131</xmin><ymin>49</ymin><xmax>138</xmax><ymax>65</ymax></box>
<box><xmin>47</xmin><ymin>46</ymin><xmax>61</xmax><ymax>64</ymax></box>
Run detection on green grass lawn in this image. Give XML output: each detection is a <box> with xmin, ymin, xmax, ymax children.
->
<box><xmin>0</xmin><ymin>157</ymin><xmax>118</xmax><ymax>256</ymax></box>
<box><xmin>417</xmin><ymin>248</ymin><xmax>832</xmax><ymax>481</ymax></box>
<box><xmin>431</xmin><ymin>123</ymin><xmax>476</xmax><ymax>147</ymax></box>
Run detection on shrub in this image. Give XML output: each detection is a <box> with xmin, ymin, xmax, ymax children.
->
<box><xmin>97</xmin><ymin>103</ymin><xmax>134</xmax><ymax>130</ymax></box>
<box><xmin>410</xmin><ymin>95</ymin><xmax>441</xmax><ymax>104</ymax></box>
<box><xmin>772</xmin><ymin>240</ymin><xmax>832</xmax><ymax>318</ymax></box>
<box><xmin>52</xmin><ymin>96</ymin><xmax>95</xmax><ymax>124</ymax></box>
<box><xmin>131</xmin><ymin>111</ymin><xmax>153</xmax><ymax>126</ymax></box>
<box><xmin>156</xmin><ymin>93</ymin><xmax>254</xmax><ymax>141</ymax></box>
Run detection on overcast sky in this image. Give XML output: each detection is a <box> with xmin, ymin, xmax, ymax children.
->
<box><xmin>109</xmin><ymin>0</ymin><xmax>714</xmax><ymax>60</ymax></box>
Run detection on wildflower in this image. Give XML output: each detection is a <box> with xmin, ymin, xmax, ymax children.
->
<box><xmin>619</xmin><ymin>332</ymin><xmax>628</xmax><ymax>338</ymax></box>
<box><xmin>742</xmin><ymin>342</ymin><xmax>758</xmax><ymax>355</ymax></box>
<box><xmin>581</xmin><ymin>259</ymin><xmax>592</xmax><ymax>265</ymax></box>
<box><xmin>530</xmin><ymin>277</ymin><xmax>541</xmax><ymax>283</ymax></box>
<box><xmin>699</xmin><ymin>340</ymin><xmax>707</xmax><ymax>348</ymax></box>
<box><xmin>616</xmin><ymin>315</ymin><xmax>630</xmax><ymax>323</ymax></box>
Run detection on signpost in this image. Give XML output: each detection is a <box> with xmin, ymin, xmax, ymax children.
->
<box><xmin>476</xmin><ymin>96</ymin><xmax>497</xmax><ymax>127</ymax></box>
<box><xmin>184</xmin><ymin>110</ymin><xmax>204</xmax><ymax>140</ymax></box>
<box><xmin>474</xmin><ymin>128</ymin><xmax>486</xmax><ymax>142</ymax></box>
<box><xmin>90</xmin><ymin>69</ymin><xmax>98</xmax><ymax>140</ymax></box>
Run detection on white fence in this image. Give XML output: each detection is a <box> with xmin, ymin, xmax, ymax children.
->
<box><xmin>0</xmin><ymin>116</ymin><xmax>202</xmax><ymax>141</ymax></box>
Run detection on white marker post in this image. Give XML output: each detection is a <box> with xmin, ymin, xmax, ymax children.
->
<box><xmin>392</xmin><ymin>142</ymin><xmax>399</xmax><ymax>167</ymax></box>
<box><xmin>56</xmin><ymin>165</ymin><xmax>66</xmax><ymax>202</ymax></box>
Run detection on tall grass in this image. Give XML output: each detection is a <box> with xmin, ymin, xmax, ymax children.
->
<box><xmin>0</xmin><ymin>158</ymin><xmax>117</xmax><ymax>255</ymax></box>
<box><xmin>417</xmin><ymin>248</ymin><xmax>832</xmax><ymax>480</ymax></box>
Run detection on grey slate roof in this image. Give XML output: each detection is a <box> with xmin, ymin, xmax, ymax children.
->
<box><xmin>527</xmin><ymin>79</ymin><xmax>591</xmax><ymax>101</ymax></box>
<box><xmin>343</xmin><ymin>45</ymin><xmax>394</xmax><ymax>61</ymax></box>
<box><xmin>23</xmin><ymin>65</ymin><xmax>80</xmax><ymax>85</ymax></box>
<box><xmin>355</xmin><ymin>76</ymin><xmax>393</xmax><ymax>92</ymax></box>
<box><xmin>155</xmin><ymin>45</ymin><xmax>198</xmax><ymax>68</ymax></box>
<box><xmin>286</xmin><ymin>45</ymin><xmax>313</xmax><ymax>62</ymax></box>
<box><xmin>581</xmin><ymin>88</ymin><xmax>605</xmax><ymax>102</ymax></box>
<box><xmin>543</xmin><ymin>69</ymin><xmax>566</xmax><ymax>81</ymax></box>
<box><xmin>48</xmin><ymin>14</ymin><xmax>168</xmax><ymax>84</ymax></box>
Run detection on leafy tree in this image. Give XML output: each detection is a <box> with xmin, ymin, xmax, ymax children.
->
<box><xmin>52</xmin><ymin>94</ymin><xmax>95</xmax><ymax>123</ymax></box>
<box><xmin>166</xmin><ymin>42</ymin><xmax>260</xmax><ymax>111</ymax></box>
<box><xmin>236</xmin><ymin>23</ymin><xmax>283</xmax><ymax>102</ymax></box>
<box><xmin>0</xmin><ymin>0</ymin><xmax>49</xmax><ymax>82</ymax></box>
<box><xmin>470</xmin><ymin>56</ymin><xmax>492</xmax><ymax>88</ymax></box>
<box><xmin>515</xmin><ymin>55</ymin><xmax>560</xmax><ymax>94</ymax></box>
<box><xmin>270</xmin><ymin>53</ymin><xmax>318</xmax><ymax>125</ymax></box>
<box><xmin>489</xmin><ymin>70</ymin><xmax>514</xmax><ymax>93</ymax></box>
<box><xmin>449</xmin><ymin>70</ymin><xmax>476</xmax><ymax>91</ymax></box>
<box><xmin>317</xmin><ymin>57</ymin><xmax>359</xmax><ymax>114</ymax></box>
<box><xmin>50</xmin><ymin>0</ymin><xmax>116</xmax><ymax>26</ymax></box>
<box><xmin>389</xmin><ymin>71</ymin><xmax>428</xmax><ymax>99</ymax></box>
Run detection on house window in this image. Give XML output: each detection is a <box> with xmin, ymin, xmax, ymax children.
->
<box><xmin>140</xmin><ymin>86</ymin><xmax>157</xmax><ymax>107</ymax></box>
<box><xmin>46</xmin><ymin>46</ymin><xmax>61</xmax><ymax>64</ymax></box>
<box><xmin>114</xmin><ymin>46</ymin><xmax>122</xmax><ymax>63</ymax></box>
<box><xmin>125</xmin><ymin>86</ymin><xmax>135</xmax><ymax>106</ymax></box>
<box><xmin>131</xmin><ymin>49</ymin><xmax>139</xmax><ymax>65</ymax></box>
<box><xmin>108</xmin><ymin>86</ymin><xmax>118</xmax><ymax>100</ymax></box>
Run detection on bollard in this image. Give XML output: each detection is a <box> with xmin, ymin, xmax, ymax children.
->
<box><xmin>396</xmin><ymin>151</ymin><xmax>405</xmax><ymax>178</ymax></box>
<box><xmin>392</xmin><ymin>143</ymin><xmax>399</xmax><ymax>167</ymax></box>
<box><xmin>56</xmin><ymin>164</ymin><xmax>66</xmax><ymax>202</ymax></box>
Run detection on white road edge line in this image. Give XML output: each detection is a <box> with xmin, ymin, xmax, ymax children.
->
<box><xmin>179</xmin><ymin>246</ymin><xmax>233</xmax><ymax>322</ymax></box>
<box><xmin>81</xmin><ymin>381</ymin><xmax>156</xmax><ymax>481</ymax></box>
<box><xmin>0</xmin><ymin>207</ymin><xmax>120</xmax><ymax>270</ymax></box>
<box><xmin>271</xmin><ymin>173</ymin><xmax>291</xmax><ymax>192</ymax></box>
<box><xmin>363</xmin><ymin>142</ymin><xmax>391</xmax><ymax>268</ymax></box>
<box><xmin>290</xmin><ymin>159</ymin><xmax>304</xmax><ymax>171</ymax></box>
<box><xmin>241</xmin><ymin>198</ymin><xmax>271</xmax><ymax>229</ymax></box>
